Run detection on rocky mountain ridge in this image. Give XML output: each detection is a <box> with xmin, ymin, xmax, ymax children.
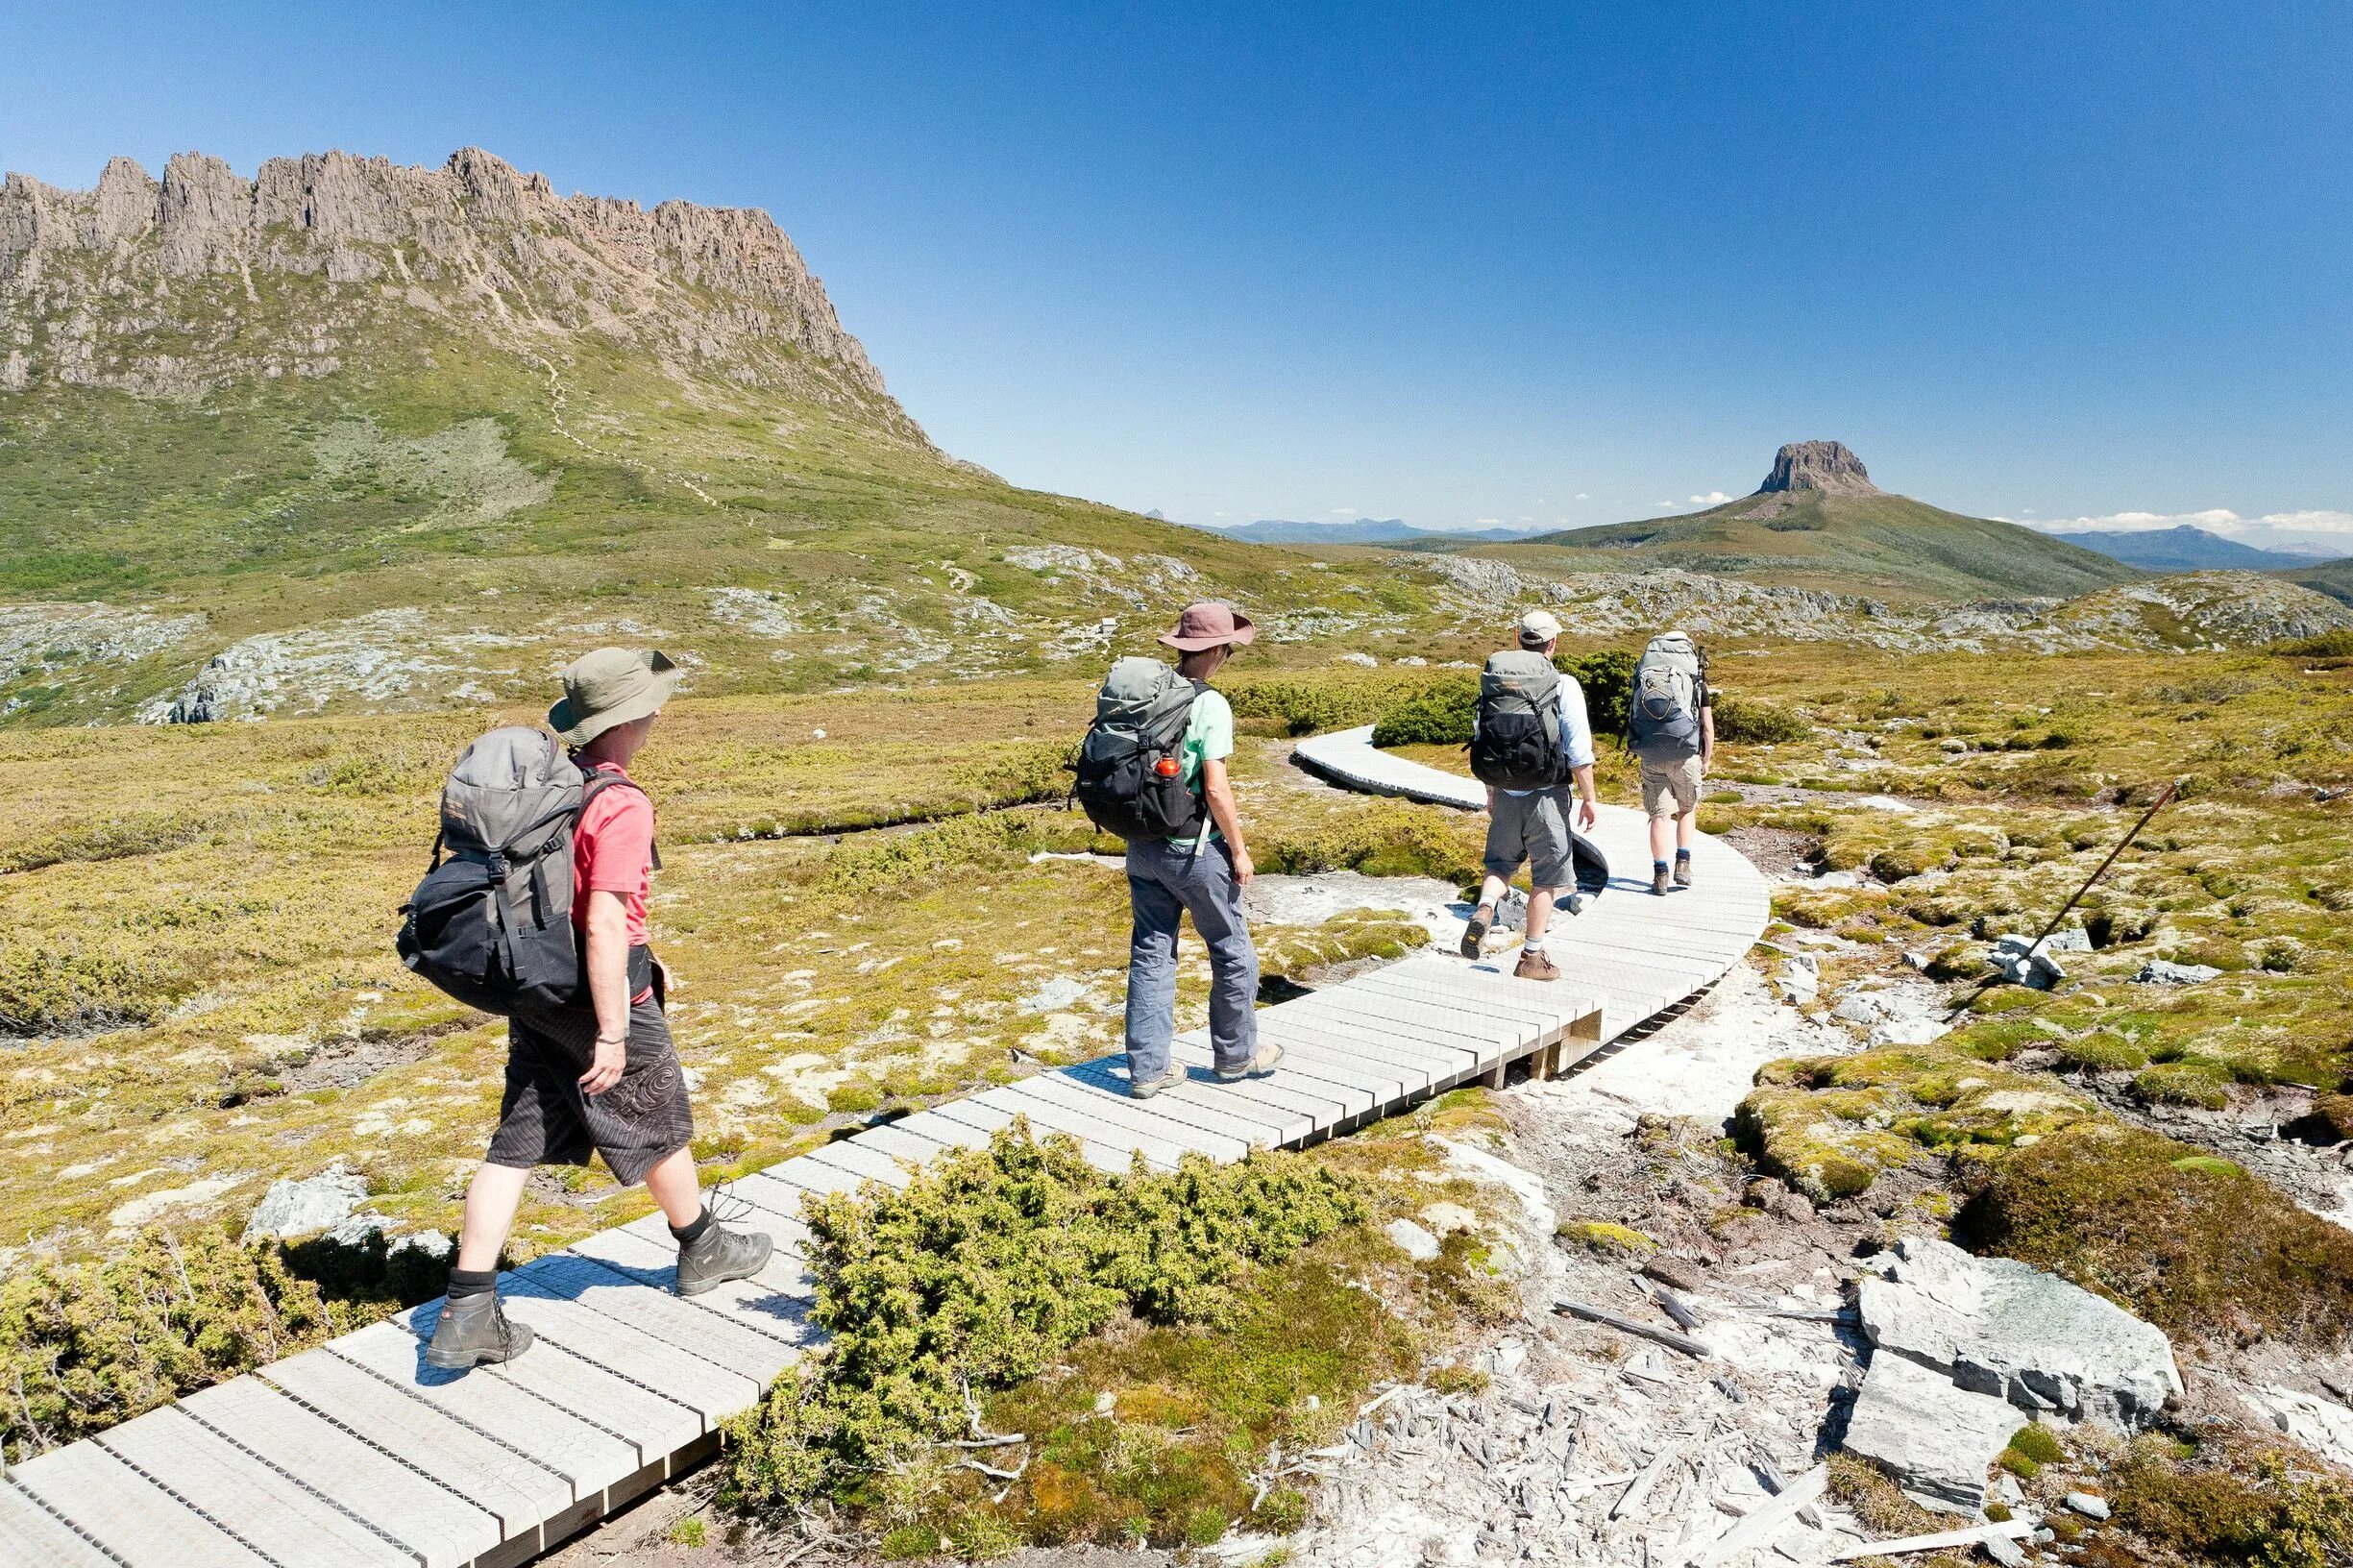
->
<box><xmin>0</xmin><ymin>146</ymin><xmax>914</xmax><ymax>431</ymax></box>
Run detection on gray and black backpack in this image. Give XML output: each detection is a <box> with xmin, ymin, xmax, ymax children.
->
<box><xmin>1468</xmin><ymin>650</ymin><xmax>1568</xmax><ymax>790</ymax></box>
<box><xmin>1073</xmin><ymin>656</ymin><xmax>1208</xmax><ymax>843</ymax></box>
<box><xmin>396</xmin><ymin>727</ymin><xmax>643</xmax><ymax>1015</ymax></box>
<box><xmin>1627</xmin><ymin>631</ymin><xmax>1706</xmax><ymax>761</ymax></box>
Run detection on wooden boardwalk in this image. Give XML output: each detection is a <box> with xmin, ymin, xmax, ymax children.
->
<box><xmin>5</xmin><ymin>729</ymin><xmax>1768</xmax><ymax>1568</ymax></box>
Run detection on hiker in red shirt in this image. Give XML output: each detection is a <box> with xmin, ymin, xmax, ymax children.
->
<box><xmin>429</xmin><ymin>649</ymin><xmax>771</xmax><ymax>1369</ymax></box>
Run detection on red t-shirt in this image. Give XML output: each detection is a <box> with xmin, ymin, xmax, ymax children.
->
<box><xmin>573</xmin><ymin>763</ymin><xmax>655</xmax><ymax>949</ymax></box>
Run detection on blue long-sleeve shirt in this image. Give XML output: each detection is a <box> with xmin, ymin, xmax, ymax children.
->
<box><xmin>1475</xmin><ymin>675</ymin><xmax>1597</xmax><ymax>796</ymax></box>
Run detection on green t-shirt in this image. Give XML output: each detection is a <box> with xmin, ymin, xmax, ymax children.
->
<box><xmin>1170</xmin><ymin>688</ymin><xmax>1235</xmax><ymax>845</ymax></box>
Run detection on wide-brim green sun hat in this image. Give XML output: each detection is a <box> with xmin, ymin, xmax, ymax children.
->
<box><xmin>548</xmin><ymin>647</ymin><xmax>681</xmax><ymax>747</ymax></box>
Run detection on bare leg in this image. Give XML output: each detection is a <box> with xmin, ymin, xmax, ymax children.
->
<box><xmin>641</xmin><ymin>1146</ymin><xmax>705</xmax><ymax>1230</ymax></box>
<box><xmin>1524</xmin><ymin>888</ymin><xmax>1557</xmax><ymax>947</ymax></box>
<box><xmin>1649</xmin><ymin>814</ymin><xmax>1672</xmax><ymax>863</ymax></box>
<box><xmin>454</xmin><ymin>1163</ymin><xmax>531</xmax><ymax>1273</ymax></box>
<box><xmin>1478</xmin><ymin>872</ymin><xmax>1511</xmax><ymax>910</ymax></box>
<box><xmin>1676</xmin><ymin>809</ymin><xmax>1697</xmax><ymax>853</ymax></box>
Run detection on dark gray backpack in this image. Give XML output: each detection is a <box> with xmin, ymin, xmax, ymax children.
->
<box><xmin>396</xmin><ymin>727</ymin><xmax>636</xmax><ymax>1015</ymax></box>
<box><xmin>1627</xmin><ymin>631</ymin><xmax>1706</xmax><ymax>762</ymax></box>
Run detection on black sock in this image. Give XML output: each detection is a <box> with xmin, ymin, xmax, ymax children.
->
<box><xmin>1654</xmin><ymin>859</ymin><xmax>1670</xmax><ymax>871</ymax></box>
<box><xmin>446</xmin><ymin>1267</ymin><xmax>498</xmax><ymax>1301</ymax></box>
<box><xmin>1676</xmin><ymin>848</ymin><xmax>1691</xmax><ymax>861</ymax></box>
<box><xmin>671</xmin><ymin>1209</ymin><xmax>713</xmax><ymax>1248</ymax></box>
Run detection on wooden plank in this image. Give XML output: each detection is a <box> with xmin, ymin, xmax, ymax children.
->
<box><xmin>180</xmin><ymin>1375</ymin><xmax>503</xmax><ymax>1568</ymax></box>
<box><xmin>987</xmin><ymin>1077</ymin><xmax>1223</xmax><ymax>1165</ymax></box>
<box><xmin>1257</xmin><ymin>1006</ymin><xmax>1470</xmax><ymax>1073</ymax></box>
<box><xmin>8</xmin><ymin>1444</ymin><xmax>269</xmax><ymax>1568</ymax></box>
<box><xmin>797</xmin><ymin>1139</ymin><xmax>916</xmax><ymax>1190</ymax></box>
<box><xmin>752</xmin><ymin>1156</ymin><xmax>870</xmax><ymax>1199</ymax></box>
<box><xmin>1277</xmin><ymin>984</ymin><xmax>1522</xmax><ymax>1051</ymax></box>
<box><xmin>507</xmin><ymin>1255</ymin><xmax>797</xmax><ymax>1386</ymax></box>
<box><xmin>1249</xmin><ymin>1017</ymin><xmax>1444</xmax><ymax>1092</ymax></box>
<box><xmin>566</xmin><ymin>1227</ymin><xmax>820</xmax><ymax>1347</ymax></box>
<box><xmin>919</xmin><ymin>1095</ymin><xmax>1153</xmax><ymax>1176</ymax></box>
<box><xmin>728</xmin><ymin>1168</ymin><xmax>829</xmax><ymax>1222</ymax></box>
<box><xmin>404</xmin><ymin>1281</ymin><xmax>752</xmax><ymax>1431</ymax></box>
<box><xmin>855</xmin><ymin>1120</ymin><xmax>964</xmax><ymax>1169</ymax></box>
<box><xmin>1348</xmin><ymin>972</ymin><xmax>1581</xmax><ymax>1036</ymax></box>
<box><xmin>880</xmin><ymin>1109</ymin><xmax>999</xmax><ymax>1153</ymax></box>
<box><xmin>331</xmin><ymin>1320</ymin><xmax>648</xmax><ymax>1493</ymax></box>
<box><xmin>1164</xmin><ymin>1037</ymin><xmax>1372</xmax><ymax>1119</ymax></box>
<box><xmin>0</xmin><ymin>1476</ymin><xmax>156</xmax><ymax>1567</ymax></box>
<box><xmin>96</xmin><ymin>1407</ymin><xmax>415</xmax><ymax>1567</ymax></box>
<box><xmin>260</xmin><ymin>1347</ymin><xmax>576</xmax><ymax>1537</ymax></box>
<box><xmin>1055</xmin><ymin>1061</ymin><xmax>1309</xmax><ymax>1145</ymax></box>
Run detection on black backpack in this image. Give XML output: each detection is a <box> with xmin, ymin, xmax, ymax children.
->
<box><xmin>396</xmin><ymin>727</ymin><xmax>645</xmax><ymax>1016</ymax></box>
<box><xmin>1073</xmin><ymin>656</ymin><xmax>1208</xmax><ymax>843</ymax></box>
<box><xmin>1468</xmin><ymin>650</ymin><xmax>1567</xmax><ymax>791</ymax></box>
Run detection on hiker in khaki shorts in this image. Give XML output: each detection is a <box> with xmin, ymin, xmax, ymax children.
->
<box><xmin>1627</xmin><ymin>629</ymin><xmax>1716</xmax><ymax>895</ymax></box>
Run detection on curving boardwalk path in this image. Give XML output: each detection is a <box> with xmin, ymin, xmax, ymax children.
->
<box><xmin>5</xmin><ymin>729</ymin><xmax>1768</xmax><ymax>1568</ymax></box>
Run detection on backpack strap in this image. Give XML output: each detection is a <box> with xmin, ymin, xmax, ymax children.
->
<box><xmin>578</xmin><ymin>769</ymin><xmax>662</xmax><ymax>870</ymax></box>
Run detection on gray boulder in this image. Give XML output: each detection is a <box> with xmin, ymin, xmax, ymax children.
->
<box><xmin>2137</xmin><ymin>959</ymin><xmax>2221</xmax><ymax>986</ymax></box>
<box><xmin>1988</xmin><ymin>934</ymin><xmax>2066</xmax><ymax>991</ymax></box>
<box><xmin>1841</xmin><ymin>1351</ymin><xmax>2024</xmax><ymax>1514</ymax></box>
<box><xmin>241</xmin><ymin>1163</ymin><xmax>371</xmax><ymax>1242</ymax></box>
<box><xmin>1857</xmin><ymin>1237</ymin><xmax>2181</xmax><ymax>1428</ymax></box>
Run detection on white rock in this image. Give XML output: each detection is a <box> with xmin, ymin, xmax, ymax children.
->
<box><xmin>1483</xmin><ymin>1340</ymin><xmax>1528</xmax><ymax>1378</ymax></box>
<box><xmin>1856</xmin><ymin>1236</ymin><xmax>2181</xmax><ymax>1429</ymax></box>
<box><xmin>243</xmin><ymin>1162</ymin><xmax>373</xmax><ymax>1242</ymax></box>
<box><xmin>1420</xmin><ymin>1202</ymin><xmax>1479</xmax><ymax>1235</ymax></box>
<box><xmin>1386</xmin><ymin>1218</ymin><xmax>1442</xmax><ymax>1262</ymax></box>
<box><xmin>2136</xmin><ymin>959</ymin><xmax>2221</xmax><ymax>986</ymax></box>
<box><xmin>2244</xmin><ymin>1384</ymin><xmax>2353</xmax><ymax>1470</ymax></box>
<box><xmin>2065</xmin><ymin>1492</ymin><xmax>2110</xmax><ymax>1521</ymax></box>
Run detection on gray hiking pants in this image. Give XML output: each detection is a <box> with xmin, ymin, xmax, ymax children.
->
<box><xmin>1123</xmin><ymin>835</ymin><xmax>1259</xmax><ymax>1082</ymax></box>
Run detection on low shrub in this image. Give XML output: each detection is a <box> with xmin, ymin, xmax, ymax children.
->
<box><xmin>2110</xmin><ymin>1430</ymin><xmax>2353</xmax><ymax>1568</ymax></box>
<box><xmin>1365</xmin><ymin>650</ymin><xmax>1637</xmax><ymax>749</ymax></box>
<box><xmin>1959</xmin><ymin>1121</ymin><xmax>2353</xmax><ymax>1346</ymax></box>
<box><xmin>1258</xmin><ymin>800</ymin><xmax>1483</xmax><ymax>885</ymax></box>
<box><xmin>1712</xmin><ymin>696</ymin><xmax>1809</xmax><ymax>746</ymax></box>
<box><xmin>1226</xmin><ymin>676</ymin><xmax>1423</xmax><ymax>737</ymax></box>
<box><xmin>0</xmin><ymin>1229</ymin><xmax>343</xmax><ymax>1461</ymax></box>
<box><xmin>722</xmin><ymin>1125</ymin><xmax>1366</xmax><ymax>1529</ymax></box>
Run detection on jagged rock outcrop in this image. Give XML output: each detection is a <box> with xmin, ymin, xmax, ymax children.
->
<box><xmin>0</xmin><ymin>146</ymin><xmax>913</xmax><ymax>429</ymax></box>
<box><xmin>1759</xmin><ymin>440</ymin><xmax>1881</xmax><ymax>498</ymax></box>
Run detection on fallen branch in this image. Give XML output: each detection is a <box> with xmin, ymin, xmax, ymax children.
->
<box><xmin>1611</xmin><ymin>1436</ymin><xmax>1690</xmax><ymax>1520</ymax></box>
<box><xmin>954</xmin><ymin>1455</ymin><xmax>1030</xmax><ymax>1483</ymax></box>
<box><xmin>1823</xmin><ymin>1520</ymin><xmax>2033</xmax><ymax>1561</ymax></box>
<box><xmin>1653</xmin><ymin>1286</ymin><xmax>1703</xmax><ymax>1332</ymax></box>
<box><xmin>936</xmin><ymin>1433</ymin><xmax>1028</xmax><ymax>1450</ymax></box>
<box><xmin>1556</xmin><ymin>1299</ymin><xmax>1712</xmax><ymax>1359</ymax></box>
<box><xmin>1686</xmin><ymin>1463</ymin><xmax>1828</xmax><ymax>1567</ymax></box>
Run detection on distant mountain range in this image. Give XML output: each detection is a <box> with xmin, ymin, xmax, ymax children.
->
<box><xmin>2043</xmin><ymin>525</ymin><xmax>2311</xmax><ymax>572</ymax></box>
<box><xmin>1203</xmin><ymin>518</ymin><xmax>1554</xmax><ymax>546</ymax></box>
<box><xmin>1434</xmin><ymin>441</ymin><xmax>2144</xmax><ymax>602</ymax></box>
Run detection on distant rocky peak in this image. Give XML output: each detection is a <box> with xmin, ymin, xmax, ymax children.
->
<box><xmin>1758</xmin><ymin>441</ymin><xmax>1880</xmax><ymax>497</ymax></box>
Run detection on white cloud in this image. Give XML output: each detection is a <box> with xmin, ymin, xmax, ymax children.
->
<box><xmin>1574</xmin><ymin>493</ymin><xmax>1590</xmax><ymax>502</ymax></box>
<box><xmin>2257</xmin><ymin>509</ymin><xmax>2353</xmax><ymax>533</ymax></box>
<box><xmin>1473</xmin><ymin>517</ymin><xmax>1502</xmax><ymax>527</ymax></box>
<box><xmin>2010</xmin><ymin>505</ymin><xmax>2353</xmax><ymax>556</ymax></box>
<box><xmin>1329</xmin><ymin>507</ymin><xmax>1359</xmax><ymax>518</ymax></box>
<box><xmin>1689</xmin><ymin>491</ymin><xmax>1731</xmax><ymax>505</ymax></box>
<box><xmin>1651</xmin><ymin>501</ymin><xmax>1677</xmax><ymax>509</ymax></box>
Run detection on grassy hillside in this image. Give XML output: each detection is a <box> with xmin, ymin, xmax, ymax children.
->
<box><xmin>1425</xmin><ymin>490</ymin><xmax>2145</xmax><ymax>602</ymax></box>
<box><xmin>2283</xmin><ymin>557</ymin><xmax>2353</xmax><ymax>607</ymax></box>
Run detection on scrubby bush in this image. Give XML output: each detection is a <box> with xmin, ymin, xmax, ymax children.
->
<box><xmin>1960</xmin><ymin>1121</ymin><xmax>2353</xmax><ymax>1346</ymax></box>
<box><xmin>1258</xmin><ymin>799</ymin><xmax>1483</xmax><ymax>885</ymax></box>
<box><xmin>1226</xmin><ymin>675</ymin><xmax>1424</xmax><ymax>737</ymax></box>
<box><xmin>723</xmin><ymin>1126</ymin><xmax>1365</xmax><ymax>1521</ymax></box>
<box><xmin>0</xmin><ymin>1229</ymin><xmax>341</xmax><ymax>1461</ymax></box>
<box><xmin>1369</xmin><ymin>675</ymin><xmax>1476</xmax><ymax>747</ymax></box>
<box><xmin>2111</xmin><ymin>1430</ymin><xmax>2353</xmax><ymax>1568</ymax></box>
<box><xmin>1711</xmin><ymin>695</ymin><xmax>1808</xmax><ymax>745</ymax></box>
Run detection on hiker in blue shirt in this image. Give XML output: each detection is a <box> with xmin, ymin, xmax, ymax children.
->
<box><xmin>1460</xmin><ymin>609</ymin><xmax>1599</xmax><ymax>981</ymax></box>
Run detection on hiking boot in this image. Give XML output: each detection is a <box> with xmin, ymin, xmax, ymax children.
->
<box><xmin>1460</xmin><ymin>903</ymin><xmax>1494</xmax><ymax>959</ymax></box>
<box><xmin>1514</xmin><ymin>948</ymin><xmax>1559</xmax><ymax>982</ymax></box>
<box><xmin>424</xmin><ymin>1291</ymin><xmax>532</xmax><ymax>1370</ymax></box>
<box><xmin>1129</xmin><ymin>1062</ymin><xmax>1187</xmax><ymax>1100</ymax></box>
<box><xmin>1674</xmin><ymin>855</ymin><xmax>1693</xmax><ymax>888</ymax></box>
<box><xmin>1216</xmin><ymin>1041</ymin><xmax>1286</xmax><ymax>1082</ymax></box>
<box><xmin>1652</xmin><ymin>864</ymin><xmax>1672</xmax><ymax>896</ymax></box>
<box><xmin>676</xmin><ymin>1220</ymin><xmax>772</xmax><ymax>1296</ymax></box>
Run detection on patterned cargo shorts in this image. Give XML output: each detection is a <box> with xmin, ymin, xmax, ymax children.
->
<box><xmin>1640</xmin><ymin>754</ymin><xmax>1704</xmax><ymax>819</ymax></box>
<box><xmin>486</xmin><ymin>991</ymin><xmax>694</xmax><ymax>1187</ymax></box>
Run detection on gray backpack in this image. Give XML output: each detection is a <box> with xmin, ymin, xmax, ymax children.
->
<box><xmin>1073</xmin><ymin>656</ymin><xmax>1209</xmax><ymax>842</ymax></box>
<box><xmin>396</xmin><ymin>727</ymin><xmax>638</xmax><ymax>1015</ymax></box>
<box><xmin>1628</xmin><ymin>632</ymin><xmax>1705</xmax><ymax>761</ymax></box>
<box><xmin>1468</xmin><ymin>650</ymin><xmax>1567</xmax><ymax>790</ymax></box>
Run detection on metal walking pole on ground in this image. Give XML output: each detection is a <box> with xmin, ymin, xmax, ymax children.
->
<box><xmin>1945</xmin><ymin>776</ymin><xmax>2184</xmax><ymax>1019</ymax></box>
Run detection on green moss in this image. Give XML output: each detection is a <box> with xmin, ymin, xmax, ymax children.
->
<box><xmin>2135</xmin><ymin>1061</ymin><xmax>2233</xmax><ymax>1110</ymax></box>
<box><xmin>2007</xmin><ymin>1423</ymin><xmax>2066</xmax><ymax>1466</ymax></box>
<box><xmin>1960</xmin><ymin>1122</ymin><xmax>2353</xmax><ymax>1346</ymax></box>
<box><xmin>1556</xmin><ymin>1219</ymin><xmax>1655</xmax><ymax>1257</ymax></box>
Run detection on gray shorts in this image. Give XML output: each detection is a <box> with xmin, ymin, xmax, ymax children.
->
<box><xmin>1483</xmin><ymin>788</ymin><xmax>1576</xmax><ymax>890</ymax></box>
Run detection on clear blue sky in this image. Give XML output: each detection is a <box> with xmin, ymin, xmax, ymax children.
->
<box><xmin>5</xmin><ymin>3</ymin><xmax>2349</xmax><ymax>543</ymax></box>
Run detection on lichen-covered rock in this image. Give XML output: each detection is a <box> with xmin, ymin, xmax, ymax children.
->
<box><xmin>2136</xmin><ymin>959</ymin><xmax>2222</xmax><ymax>986</ymax></box>
<box><xmin>241</xmin><ymin>1162</ymin><xmax>371</xmax><ymax>1242</ymax></box>
<box><xmin>1841</xmin><ymin>1350</ymin><xmax>2023</xmax><ymax>1514</ymax></box>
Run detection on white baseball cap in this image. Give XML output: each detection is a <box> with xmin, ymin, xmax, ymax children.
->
<box><xmin>1517</xmin><ymin>608</ymin><xmax>1563</xmax><ymax>645</ymax></box>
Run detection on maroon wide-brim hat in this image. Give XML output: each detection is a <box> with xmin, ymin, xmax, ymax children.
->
<box><xmin>1158</xmin><ymin>600</ymin><xmax>1257</xmax><ymax>651</ymax></box>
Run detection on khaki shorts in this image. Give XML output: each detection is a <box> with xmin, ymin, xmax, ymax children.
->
<box><xmin>1640</xmin><ymin>754</ymin><xmax>1703</xmax><ymax>819</ymax></box>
